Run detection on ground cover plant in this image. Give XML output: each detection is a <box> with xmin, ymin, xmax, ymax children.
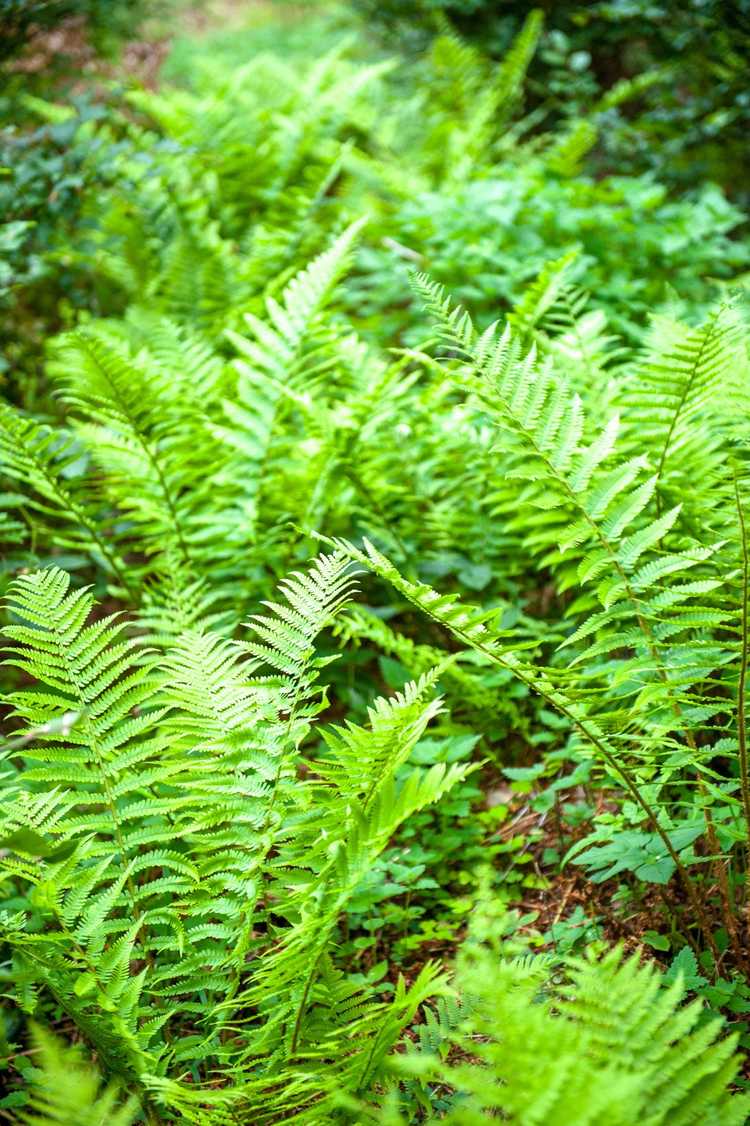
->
<box><xmin>354</xmin><ymin>0</ymin><xmax>750</xmax><ymax>205</ymax></box>
<box><xmin>2</xmin><ymin>1</ymin><xmax>750</xmax><ymax>1121</ymax></box>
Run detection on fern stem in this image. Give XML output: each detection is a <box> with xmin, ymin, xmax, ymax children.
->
<box><xmin>147</xmin><ymin>446</ymin><xmax>192</xmax><ymax>568</ymax></box>
<box><xmin>420</xmin><ymin>298</ymin><xmax>733</xmax><ymax>958</ymax></box>
<box><xmin>379</xmin><ymin>577</ymin><xmax>721</xmax><ymax>961</ymax></box>
<box><xmin>734</xmin><ymin>473</ymin><xmax>750</xmax><ymax>898</ymax></box>
<box><xmin>465</xmin><ymin>654</ymin><xmax>708</xmax><ymax>947</ymax></box>
<box><xmin>508</xmin><ymin>667</ymin><xmax>721</xmax><ymax>962</ymax></box>
<box><xmin>289</xmin><ymin>942</ymin><xmax>326</xmax><ymax>1054</ymax></box>
<box><xmin>224</xmin><ymin>654</ymin><xmax>310</xmax><ymax>1007</ymax></box>
<box><xmin>476</xmin><ymin>373</ymin><xmax>737</xmax><ymax>960</ymax></box>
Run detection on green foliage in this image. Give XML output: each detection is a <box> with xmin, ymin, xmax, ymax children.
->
<box><xmin>350</xmin><ymin>0</ymin><xmax>750</xmax><ymax>201</ymax></box>
<box><xmin>324</xmin><ymin>263</ymin><xmax>750</xmax><ymax>965</ymax></box>
<box><xmin>18</xmin><ymin>1023</ymin><xmax>138</xmax><ymax>1125</ymax></box>
<box><xmin>4</xmin><ymin>4</ymin><xmax>747</xmax><ymax>383</ymax></box>
<box><xmin>0</xmin><ymin>0</ymin><xmax>152</xmax><ymax>62</ymax></box>
<box><xmin>366</xmin><ymin>921</ymin><xmax>750</xmax><ymax>1124</ymax></box>
<box><xmin>2</xmin><ymin>2</ymin><xmax>750</xmax><ymax>1120</ymax></box>
<box><xmin>0</xmin><ymin>558</ymin><xmax>469</xmax><ymax>1119</ymax></box>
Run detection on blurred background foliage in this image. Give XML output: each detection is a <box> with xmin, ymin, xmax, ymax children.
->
<box><xmin>1</xmin><ymin>0</ymin><xmax>161</xmax><ymax>380</ymax></box>
<box><xmin>354</xmin><ymin>0</ymin><xmax>750</xmax><ymax>198</ymax></box>
<box><xmin>1</xmin><ymin>0</ymin><xmax>748</xmax><ymax>380</ymax></box>
<box><xmin>1</xmin><ymin>0</ymin><xmax>153</xmax><ymax>60</ymax></box>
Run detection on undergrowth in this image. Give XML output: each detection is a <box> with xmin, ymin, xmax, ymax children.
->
<box><xmin>2</xmin><ymin>3</ymin><xmax>750</xmax><ymax>1122</ymax></box>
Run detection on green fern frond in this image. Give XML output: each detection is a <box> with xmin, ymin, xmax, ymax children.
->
<box><xmin>622</xmin><ymin>303</ymin><xmax>744</xmax><ymax>514</ymax></box>
<box><xmin>491</xmin><ymin>8</ymin><xmax>544</xmax><ymax>124</ymax></box>
<box><xmin>236</xmin><ymin>672</ymin><xmax>463</xmax><ymax>1092</ymax></box>
<box><xmin>388</xmin><ymin>943</ymin><xmax>750</xmax><ymax>1125</ymax></box>
<box><xmin>243</xmin><ymin>549</ymin><xmax>358</xmax><ymax>703</ymax></box>
<box><xmin>507</xmin><ymin>249</ymin><xmax>580</xmax><ymax>344</ymax></box>
<box><xmin>0</xmin><ymin>404</ymin><xmax>132</xmax><ymax>597</ymax></box>
<box><xmin>19</xmin><ymin>1023</ymin><xmax>139</xmax><ymax>1126</ymax></box>
<box><xmin>413</xmin><ymin>278</ymin><xmax>732</xmax><ymax>731</ymax></box>
<box><xmin>46</xmin><ymin>326</ymin><xmax>237</xmax><ymax>585</ymax></box>
<box><xmin>545</xmin><ymin>117</ymin><xmax>598</xmax><ymax>177</ymax></box>
<box><xmin>220</xmin><ymin>221</ymin><xmax>366</xmax><ymax>543</ymax></box>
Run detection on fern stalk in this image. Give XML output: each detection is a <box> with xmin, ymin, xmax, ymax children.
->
<box><xmin>735</xmin><ymin>472</ymin><xmax>750</xmax><ymax>904</ymax></box>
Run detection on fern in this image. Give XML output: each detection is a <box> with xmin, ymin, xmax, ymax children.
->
<box><xmin>416</xmin><ymin>11</ymin><xmax>543</xmax><ymax>184</ymax></box>
<box><xmin>0</xmin><ymin>403</ymin><xmax>133</xmax><ymax>597</ymax></box>
<box><xmin>367</xmin><ymin>939</ymin><xmax>750</xmax><ymax>1124</ymax></box>
<box><xmin>220</xmin><ymin>220</ymin><xmax>366</xmax><ymax>546</ymax></box>
<box><xmin>19</xmin><ymin>1024</ymin><xmax>139</xmax><ymax>1126</ymax></box>
<box><xmin>4</xmin><ymin>9</ymin><xmax>750</xmax><ymax>1118</ymax></box>
<box><xmin>621</xmin><ymin>303</ymin><xmax>746</xmax><ymax>518</ymax></box>
<box><xmin>47</xmin><ymin>330</ymin><xmax>201</xmax><ymax>569</ymax></box>
<box><xmin>411</xmin><ymin>275</ymin><xmax>732</xmax><ymax>734</ymax></box>
<box><xmin>0</xmin><ymin>555</ymin><xmax>467</xmax><ymax>1120</ymax></box>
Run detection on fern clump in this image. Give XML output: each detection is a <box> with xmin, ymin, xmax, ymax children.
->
<box><xmin>0</xmin><ymin>558</ymin><xmax>473</xmax><ymax>1120</ymax></box>
<box><xmin>364</xmin><ymin>924</ymin><xmax>750</xmax><ymax>1124</ymax></box>
<box><xmin>3</xmin><ymin>2</ymin><xmax>750</xmax><ymax>1120</ymax></box>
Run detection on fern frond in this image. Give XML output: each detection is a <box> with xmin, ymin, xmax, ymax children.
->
<box><xmin>46</xmin><ymin>326</ymin><xmax>236</xmax><ymax>585</ymax></box>
<box><xmin>491</xmin><ymin>8</ymin><xmax>544</xmax><ymax>125</ymax></box>
<box><xmin>392</xmin><ymin>943</ymin><xmax>750</xmax><ymax>1125</ymax></box>
<box><xmin>220</xmin><ymin>221</ymin><xmax>366</xmax><ymax>544</ymax></box>
<box><xmin>236</xmin><ymin>673</ymin><xmax>463</xmax><ymax>1094</ymax></box>
<box><xmin>0</xmin><ymin>403</ymin><xmax>133</xmax><ymax>597</ymax></box>
<box><xmin>413</xmin><ymin>277</ymin><xmax>732</xmax><ymax>735</ymax></box>
<box><xmin>622</xmin><ymin>303</ymin><xmax>744</xmax><ymax>512</ymax></box>
<box><xmin>20</xmin><ymin>1023</ymin><xmax>139</xmax><ymax>1126</ymax></box>
<box><xmin>506</xmin><ymin>249</ymin><xmax>580</xmax><ymax>344</ymax></box>
<box><xmin>243</xmin><ymin>549</ymin><xmax>358</xmax><ymax>704</ymax></box>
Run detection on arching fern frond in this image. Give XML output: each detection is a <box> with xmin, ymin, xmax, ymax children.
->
<box><xmin>220</xmin><ymin>220</ymin><xmax>366</xmax><ymax>544</ymax></box>
<box><xmin>243</xmin><ymin>549</ymin><xmax>359</xmax><ymax>713</ymax></box>
<box><xmin>322</xmin><ymin>534</ymin><xmax>728</xmax><ymax>944</ymax></box>
<box><xmin>506</xmin><ymin>249</ymin><xmax>580</xmax><ymax>345</ymax></box>
<box><xmin>621</xmin><ymin>303</ymin><xmax>745</xmax><ymax>517</ymax></box>
<box><xmin>1</xmin><ymin>568</ymin><xmax>163</xmax><ymax>1080</ymax></box>
<box><xmin>232</xmin><ymin>673</ymin><xmax>464</xmax><ymax>1118</ymax></box>
<box><xmin>46</xmin><ymin>326</ymin><xmax>234</xmax><ymax>585</ymax></box>
<box><xmin>411</xmin><ymin>276</ymin><xmax>732</xmax><ymax>740</ymax></box>
<box><xmin>0</xmin><ymin>403</ymin><xmax>133</xmax><ymax>598</ymax></box>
